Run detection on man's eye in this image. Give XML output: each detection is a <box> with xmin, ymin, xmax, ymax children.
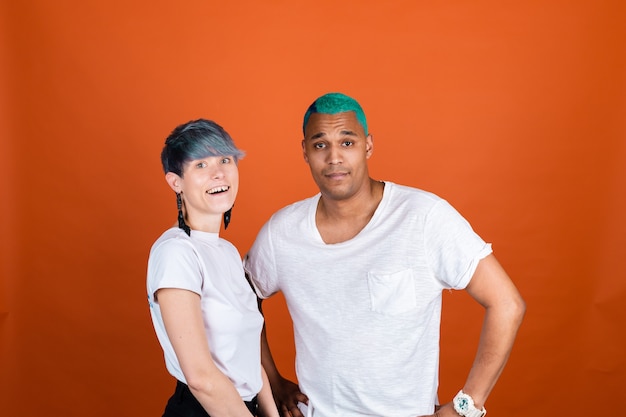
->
<box><xmin>342</xmin><ymin>141</ymin><xmax>353</xmax><ymax>147</ymax></box>
<box><xmin>314</xmin><ymin>142</ymin><xmax>325</xmax><ymax>149</ymax></box>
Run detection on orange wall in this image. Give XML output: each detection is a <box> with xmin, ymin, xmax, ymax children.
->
<box><xmin>2</xmin><ymin>1</ymin><xmax>625</xmax><ymax>416</ymax></box>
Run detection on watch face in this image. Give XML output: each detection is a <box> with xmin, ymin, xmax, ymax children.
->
<box><xmin>457</xmin><ymin>397</ymin><xmax>470</xmax><ymax>412</ymax></box>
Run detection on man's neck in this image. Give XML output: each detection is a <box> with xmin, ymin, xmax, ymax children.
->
<box><xmin>315</xmin><ymin>179</ymin><xmax>384</xmax><ymax>244</ymax></box>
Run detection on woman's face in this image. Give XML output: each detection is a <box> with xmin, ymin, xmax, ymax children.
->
<box><xmin>167</xmin><ymin>155</ymin><xmax>239</xmax><ymax>231</ymax></box>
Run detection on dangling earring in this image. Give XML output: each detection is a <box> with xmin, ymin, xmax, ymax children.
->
<box><xmin>224</xmin><ymin>206</ymin><xmax>233</xmax><ymax>229</ymax></box>
<box><xmin>176</xmin><ymin>192</ymin><xmax>191</xmax><ymax>236</ymax></box>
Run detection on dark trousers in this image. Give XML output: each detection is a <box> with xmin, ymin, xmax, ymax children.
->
<box><xmin>162</xmin><ymin>380</ymin><xmax>258</xmax><ymax>416</ymax></box>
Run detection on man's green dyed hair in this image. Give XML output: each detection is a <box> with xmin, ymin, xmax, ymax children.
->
<box><xmin>302</xmin><ymin>92</ymin><xmax>368</xmax><ymax>136</ymax></box>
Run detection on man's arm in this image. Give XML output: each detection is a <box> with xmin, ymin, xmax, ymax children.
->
<box><xmin>423</xmin><ymin>254</ymin><xmax>526</xmax><ymax>417</ymax></box>
<box><xmin>256</xmin><ymin>366</ymin><xmax>280</xmax><ymax>417</ymax></box>
<box><xmin>259</xmin><ymin>299</ymin><xmax>309</xmax><ymax>417</ymax></box>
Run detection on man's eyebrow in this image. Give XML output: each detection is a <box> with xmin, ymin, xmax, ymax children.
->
<box><xmin>307</xmin><ymin>130</ymin><xmax>358</xmax><ymax>141</ymax></box>
<box><xmin>308</xmin><ymin>132</ymin><xmax>326</xmax><ymax>140</ymax></box>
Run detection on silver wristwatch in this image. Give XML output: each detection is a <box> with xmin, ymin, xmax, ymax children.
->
<box><xmin>453</xmin><ymin>390</ymin><xmax>486</xmax><ymax>417</ymax></box>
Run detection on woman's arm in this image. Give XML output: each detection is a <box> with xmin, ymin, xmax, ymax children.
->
<box><xmin>158</xmin><ymin>288</ymin><xmax>253</xmax><ymax>417</ymax></box>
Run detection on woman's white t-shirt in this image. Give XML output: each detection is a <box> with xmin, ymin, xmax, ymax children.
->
<box><xmin>148</xmin><ymin>227</ymin><xmax>263</xmax><ymax>401</ymax></box>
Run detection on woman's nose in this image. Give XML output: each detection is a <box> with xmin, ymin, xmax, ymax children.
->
<box><xmin>211</xmin><ymin>164</ymin><xmax>225</xmax><ymax>178</ymax></box>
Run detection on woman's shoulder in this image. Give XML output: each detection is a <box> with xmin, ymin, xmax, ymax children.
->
<box><xmin>150</xmin><ymin>227</ymin><xmax>196</xmax><ymax>256</ymax></box>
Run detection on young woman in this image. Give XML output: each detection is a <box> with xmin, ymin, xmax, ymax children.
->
<box><xmin>147</xmin><ymin>119</ymin><xmax>278</xmax><ymax>417</ymax></box>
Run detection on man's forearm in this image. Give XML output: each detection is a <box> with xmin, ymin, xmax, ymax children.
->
<box><xmin>260</xmin><ymin>324</ymin><xmax>283</xmax><ymax>386</ymax></box>
<box><xmin>460</xmin><ymin>297</ymin><xmax>526</xmax><ymax>407</ymax></box>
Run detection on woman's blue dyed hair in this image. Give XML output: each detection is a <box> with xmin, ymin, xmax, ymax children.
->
<box><xmin>161</xmin><ymin>119</ymin><xmax>245</xmax><ymax>176</ymax></box>
<box><xmin>302</xmin><ymin>92</ymin><xmax>368</xmax><ymax>136</ymax></box>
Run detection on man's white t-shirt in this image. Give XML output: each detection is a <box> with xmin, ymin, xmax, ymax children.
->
<box><xmin>148</xmin><ymin>227</ymin><xmax>264</xmax><ymax>401</ymax></box>
<box><xmin>244</xmin><ymin>182</ymin><xmax>492</xmax><ymax>416</ymax></box>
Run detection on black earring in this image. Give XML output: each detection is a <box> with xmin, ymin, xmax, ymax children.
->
<box><xmin>224</xmin><ymin>206</ymin><xmax>233</xmax><ymax>229</ymax></box>
<box><xmin>176</xmin><ymin>193</ymin><xmax>191</xmax><ymax>236</ymax></box>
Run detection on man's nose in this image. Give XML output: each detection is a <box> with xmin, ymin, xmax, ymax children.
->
<box><xmin>327</xmin><ymin>145</ymin><xmax>342</xmax><ymax>164</ymax></box>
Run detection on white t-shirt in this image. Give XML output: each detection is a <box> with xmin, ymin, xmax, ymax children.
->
<box><xmin>147</xmin><ymin>227</ymin><xmax>264</xmax><ymax>401</ymax></box>
<box><xmin>244</xmin><ymin>182</ymin><xmax>492</xmax><ymax>416</ymax></box>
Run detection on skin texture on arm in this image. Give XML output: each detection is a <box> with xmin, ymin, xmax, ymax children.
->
<box><xmin>158</xmin><ymin>288</ymin><xmax>254</xmax><ymax>417</ymax></box>
<box><xmin>419</xmin><ymin>254</ymin><xmax>526</xmax><ymax>417</ymax></box>
<box><xmin>259</xmin><ymin>300</ymin><xmax>308</xmax><ymax>417</ymax></box>
<box><xmin>257</xmin><ymin>366</ymin><xmax>281</xmax><ymax>417</ymax></box>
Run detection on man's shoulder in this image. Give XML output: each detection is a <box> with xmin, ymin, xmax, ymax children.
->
<box><xmin>386</xmin><ymin>181</ymin><xmax>443</xmax><ymax>205</ymax></box>
<box><xmin>268</xmin><ymin>194</ymin><xmax>319</xmax><ymax>222</ymax></box>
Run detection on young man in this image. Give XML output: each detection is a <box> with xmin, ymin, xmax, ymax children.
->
<box><xmin>244</xmin><ymin>93</ymin><xmax>525</xmax><ymax>417</ymax></box>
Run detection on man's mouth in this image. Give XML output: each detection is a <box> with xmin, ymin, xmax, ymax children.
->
<box><xmin>325</xmin><ymin>171</ymin><xmax>348</xmax><ymax>179</ymax></box>
<box><xmin>207</xmin><ymin>185</ymin><xmax>229</xmax><ymax>194</ymax></box>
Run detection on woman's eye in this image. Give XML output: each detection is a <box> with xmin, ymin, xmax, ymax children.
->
<box><xmin>221</xmin><ymin>157</ymin><xmax>231</xmax><ymax>164</ymax></box>
<box><xmin>196</xmin><ymin>161</ymin><xmax>207</xmax><ymax>168</ymax></box>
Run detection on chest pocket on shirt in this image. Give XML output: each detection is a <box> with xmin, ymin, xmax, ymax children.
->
<box><xmin>367</xmin><ymin>269</ymin><xmax>417</xmax><ymax>315</ymax></box>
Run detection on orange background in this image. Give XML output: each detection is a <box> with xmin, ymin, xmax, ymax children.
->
<box><xmin>1</xmin><ymin>1</ymin><xmax>625</xmax><ymax>416</ymax></box>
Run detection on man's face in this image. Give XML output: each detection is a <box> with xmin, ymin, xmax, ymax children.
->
<box><xmin>302</xmin><ymin>111</ymin><xmax>373</xmax><ymax>202</ymax></box>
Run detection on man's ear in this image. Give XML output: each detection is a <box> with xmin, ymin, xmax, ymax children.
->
<box><xmin>165</xmin><ymin>172</ymin><xmax>181</xmax><ymax>193</ymax></box>
<box><xmin>365</xmin><ymin>134</ymin><xmax>374</xmax><ymax>159</ymax></box>
<box><xmin>302</xmin><ymin>139</ymin><xmax>309</xmax><ymax>163</ymax></box>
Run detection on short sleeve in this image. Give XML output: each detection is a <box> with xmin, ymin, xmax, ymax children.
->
<box><xmin>424</xmin><ymin>199</ymin><xmax>492</xmax><ymax>289</ymax></box>
<box><xmin>243</xmin><ymin>220</ymin><xmax>278</xmax><ymax>299</ymax></box>
<box><xmin>148</xmin><ymin>239</ymin><xmax>203</xmax><ymax>299</ymax></box>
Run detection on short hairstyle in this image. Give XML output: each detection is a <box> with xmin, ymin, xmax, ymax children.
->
<box><xmin>302</xmin><ymin>92</ymin><xmax>368</xmax><ymax>136</ymax></box>
<box><xmin>161</xmin><ymin>119</ymin><xmax>245</xmax><ymax>176</ymax></box>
